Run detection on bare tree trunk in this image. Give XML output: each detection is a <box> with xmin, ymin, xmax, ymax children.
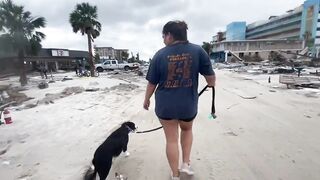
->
<box><xmin>18</xmin><ymin>50</ymin><xmax>27</xmax><ymax>86</ymax></box>
<box><xmin>87</xmin><ymin>33</ymin><xmax>95</xmax><ymax>77</ymax></box>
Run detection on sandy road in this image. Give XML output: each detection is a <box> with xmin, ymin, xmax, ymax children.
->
<box><xmin>1</xmin><ymin>70</ymin><xmax>319</xmax><ymax>180</ymax></box>
<box><xmin>109</xmin><ymin>70</ymin><xmax>320</xmax><ymax>180</ymax></box>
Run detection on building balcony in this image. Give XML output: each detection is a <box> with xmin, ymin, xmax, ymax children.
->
<box><xmin>246</xmin><ymin>16</ymin><xmax>302</xmax><ymax>36</ymax></box>
<box><xmin>212</xmin><ymin>39</ymin><xmax>303</xmax><ymax>53</ymax></box>
<box><xmin>246</xmin><ymin>24</ymin><xmax>301</xmax><ymax>39</ymax></box>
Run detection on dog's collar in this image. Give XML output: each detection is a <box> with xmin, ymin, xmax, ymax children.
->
<box><xmin>125</xmin><ymin>125</ymin><xmax>134</xmax><ymax>132</ymax></box>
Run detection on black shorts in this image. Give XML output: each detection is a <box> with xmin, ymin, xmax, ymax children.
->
<box><xmin>158</xmin><ymin>114</ymin><xmax>197</xmax><ymax>122</ymax></box>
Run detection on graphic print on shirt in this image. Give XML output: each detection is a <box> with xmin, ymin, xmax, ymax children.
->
<box><xmin>165</xmin><ymin>53</ymin><xmax>193</xmax><ymax>88</ymax></box>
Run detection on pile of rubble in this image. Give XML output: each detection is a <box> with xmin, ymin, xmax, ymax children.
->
<box><xmin>279</xmin><ymin>75</ymin><xmax>320</xmax><ymax>89</ymax></box>
<box><xmin>0</xmin><ymin>85</ymin><xmax>32</xmax><ymax>106</ymax></box>
<box><xmin>20</xmin><ymin>86</ymin><xmax>85</xmax><ymax>109</ymax></box>
<box><xmin>215</xmin><ymin>62</ymin><xmax>320</xmax><ymax>89</ymax></box>
<box><xmin>109</xmin><ymin>71</ymin><xmax>143</xmax><ymax>83</ymax></box>
<box><xmin>37</xmin><ymin>86</ymin><xmax>85</xmax><ymax>105</ymax></box>
<box><xmin>109</xmin><ymin>83</ymin><xmax>140</xmax><ymax>91</ymax></box>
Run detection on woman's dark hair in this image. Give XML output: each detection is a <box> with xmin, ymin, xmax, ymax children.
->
<box><xmin>162</xmin><ymin>20</ymin><xmax>188</xmax><ymax>41</ymax></box>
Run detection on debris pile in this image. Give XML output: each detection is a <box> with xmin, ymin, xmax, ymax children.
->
<box><xmin>38</xmin><ymin>82</ymin><xmax>49</xmax><ymax>89</ymax></box>
<box><xmin>216</xmin><ymin>61</ymin><xmax>320</xmax><ymax>89</ymax></box>
<box><xmin>109</xmin><ymin>71</ymin><xmax>142</xmax><ymax>83</ymax></box>
<box><xmin>279</xmin><ymin>75</ymin><xmax>320</xmax><ymax>89</ymax></box>
<box><xmin>33</xmin><ymin>86</ymin><xmax>85</xmax><ymax>107</ymax></box>
<box><xmin>0</xmin><ymin>85</ymin><xmax>32</xmax><ymax>106</ymax></box>
<box><xmin>110</xmin><ymin>83</ymin><xmax>139</xmax><ymax>91</ymax></box>
<box><xmin>86</xmin><ymin>82</ymin><xmax>100</xmax><ymax>92</ymax></box>
<box><xmin>62</xmin><ymin>86</ymin><xmax>85</xmax><ymax>95</ymax></box>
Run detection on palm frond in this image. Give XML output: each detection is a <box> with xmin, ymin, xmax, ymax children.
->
<box><xmin>91</xmin><ymin>29</ymin><xmax>100</xmax><ymax>39</ymax></box>
<box><xmin>30</xmin><ymin>17</ymin><xmax>46</xmax><ymax>28</ymax></box>
<box><xmin>26</xmin><ymin>34</ymin><xmax>42</xmax><ymax>55</ymax></box>
<box><xmin>69</xmin><ymin>2</ymin><xmax>101</xmax><ymax>38</ymax></box>
<box><xmin>23</xmin><ymin>11</ymin><xmax>31</xmax><ymax>20</ymax></box>
<box><xmin>35</xmin><ymin>31</ymin><xmax>45</xmax><ymax>39</ymax></box>
<box><xmin>93</xmin><ymin>20</ymin><xmax>101</xmax><ymax>32</ymax></box>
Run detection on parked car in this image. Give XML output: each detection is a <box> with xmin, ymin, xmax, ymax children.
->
<box><xmin>95</xmin><ymin>60</ymin><xmax>140</xmax><ymax>72</ymax></box>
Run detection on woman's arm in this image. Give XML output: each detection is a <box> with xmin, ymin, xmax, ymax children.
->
<box><xmin>143</xmin><ymin>82</ymin><xmax>157</xmax><ymax>110</ymax></box>
<box><xmin>204</xmin><ymin>74</ymin><xmax>216</xmax><ymax>87</ymax></box>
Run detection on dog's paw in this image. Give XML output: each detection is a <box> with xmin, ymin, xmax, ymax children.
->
<box><xmin>124</xmin><ymin>151</ymin><xmax>130</xmax><ymax>157</ymax></box>
<box><xmin>115</xmin><ymin>172</ymin><xmax>128</xmax><ymax>180</ymax></box>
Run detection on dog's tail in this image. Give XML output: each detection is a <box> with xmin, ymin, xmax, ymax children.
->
<box><xmin>83</xmin><ymin>164</ymin><xmax>97</xmax><ymax>180</ymax></box>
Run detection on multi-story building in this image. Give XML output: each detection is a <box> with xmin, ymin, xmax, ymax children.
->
<box><xmin>212</xmin><ymin>31</ymin><xmax>226</xmax><ymax>43</ymax></box>
<box><xmin>226</xmin><ymin>22</ymin><xmax>247</xmax><ymax>41</ymax></box>
<box><xmin>211</xmin><ymin>0</ymin><xmax>320</xmax><ymax>62</ymax></box>
<box><xmin>94</xmin><ymin>47</ymin><xmax>115</xmax><ymax>60</ymax></box>
<box><xmin>94</xmin><ymin>47</ymin><xmax>129</xmax><ymax>61</ymax></box>
<box><xmin>246</xmin><ymin>7</ymin><xmax>302</xmax><ymax>40</ymax></box>
<box><xmin>114</xmin><ymin>49</ymin><xmax>129</xmax><ymax>61</ymax></box>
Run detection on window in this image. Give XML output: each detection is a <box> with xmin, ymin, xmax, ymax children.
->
<box><xmin>104</xmin><ymin>61</ymin><xmax>111</xmax><ymax>65</ymax></box>
<box><xmin>111</xmin><ymin>60</ymin><xmax>117</xmax><ymax>64</ymax></box>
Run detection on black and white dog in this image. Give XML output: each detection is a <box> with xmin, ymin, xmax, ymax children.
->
<box><xmin>84</xmin><ymin>121</ymin><xmax>137</xmax><ymax>180</ymax></box>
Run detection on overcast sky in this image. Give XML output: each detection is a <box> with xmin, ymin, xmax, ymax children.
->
<box><xmin>14</xmin><ymin>0</ymin><xmax>304</xmax><ymax>60</ymax></box>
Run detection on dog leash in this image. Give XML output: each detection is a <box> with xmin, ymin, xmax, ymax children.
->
<box><xmin>135</xmin><ymin>126</ymin><xmax>163</xmax><ymax>134</ymax></box>
<box><xmin>136</xmin><ymin>85</ymin><xmax>215</xmax><ymax>134</ymax></box>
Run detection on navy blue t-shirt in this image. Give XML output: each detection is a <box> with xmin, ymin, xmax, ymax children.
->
<box><xmin>146</xmin><ymin>42</ymin><xmax>215</xmax><ymax>120</ymax></box>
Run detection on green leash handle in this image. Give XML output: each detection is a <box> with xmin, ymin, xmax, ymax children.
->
<box><xmin>211</xmin><ymin>86</ymin><xmax>216</xmax><ymax>119</ymax></box>
<box><xmin>199</xmin><ymin>85</ymin><xmax>216</xmax><ymax>119</ymax></box>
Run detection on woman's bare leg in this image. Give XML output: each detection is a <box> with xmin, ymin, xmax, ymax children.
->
<box><xmin>179</xmin><ymin>120</ymin><xmax>194</xmax><ymax>164</ymax></box>
<box><xmin>160</xmin><ymin>119</ymin><xmax>180</xmax><ymax>177</ymax></box>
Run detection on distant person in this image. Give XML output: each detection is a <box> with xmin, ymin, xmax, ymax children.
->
<box><xmin>143</xmin><ymin>20</ymin><xmax>216</xmax><ymax>180</ymax></box>
<box><xmin>78</xmin><ymin>62</ymin><xmax>84</xmax><ymax>76</ymax></box>
<box><xmin>39</xmin><ymin>63</ymin><xmax>48</xmax><ymax>79</ymax></box>
<box><xmin>74</xmin><ymin>62</ymin><xmax>80</xmax><ymax>75</ymax></box>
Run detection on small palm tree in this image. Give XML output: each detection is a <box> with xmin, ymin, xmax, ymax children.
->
<box><xmin>69</xmin><ymin>3</ymin><xmax>101</xmax><ymax>77</ymax></box>
<box><xmin>202</xmin><ymin>42</ymin><xmax>212</xmax><ymax>55</ymax></box>
<box><xmin>0</xmin><ymin>0</ymin><xmax>46</xmax><ymax>86</ymax></box>
<box><xmin>121</xmin><ymin>51</ymin><xmax>129</xmax><ymax>60</ymax></box>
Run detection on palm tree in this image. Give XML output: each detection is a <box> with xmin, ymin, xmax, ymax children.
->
<box><xmin>69</xmin><ymin>3</ymin><xmax>101</xmax><ymax>77</ymax></box>
<box><xmin>121</xmin><ymin>51</ymin><xmax>129</xmax><ymax>60</ymax></box>
<box><xmin>0</xmin><ymin>0</ymin><xmax>46</xmax><ymax>86</ymax></box>
<box><xmin>202</xmin><ymin>42</ymin><xmax>212</xmax><ymax>55</ymax></box>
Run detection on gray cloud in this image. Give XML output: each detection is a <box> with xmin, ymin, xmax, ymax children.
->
<box><xmin>13</xmin><ymin>0</ymin><xmax>303</xmax><ymax>59</ymax></box>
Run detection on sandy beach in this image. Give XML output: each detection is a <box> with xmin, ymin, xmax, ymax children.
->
<box><xmin>0</xmin><ymin>69</ymin><xmax>320</xmax><ymax>180</ymax></box>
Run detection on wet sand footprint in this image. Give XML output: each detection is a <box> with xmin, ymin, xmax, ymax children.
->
<box><xmin>18</xmin><ymin>170</ymin><xmax>34</xmax><ymax>180</ymax></box>
<box><xmin>0</xmin><ymin>140</ymin><xmax>12</xmax><ymax>155</ymax></box>
<box><xmin>200</xmin><ymin>157</ymin><xmax>225</xmax><ymax>178</ymax></box>
<box><xmin>0</xmin><ymin>134</ymin><xmax>29</xmax><ymax>156</ymax></box>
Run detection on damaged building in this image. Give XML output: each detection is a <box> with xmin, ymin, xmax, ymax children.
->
<box><xmin>0</xmin><ymin>48</ymin><xmax>89</xmax><ymax>75</ymax></box>
<box><xmin>211</xmin><ymin>0</ymin><xmax>320</xmax><ymax>64</ymax></box>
